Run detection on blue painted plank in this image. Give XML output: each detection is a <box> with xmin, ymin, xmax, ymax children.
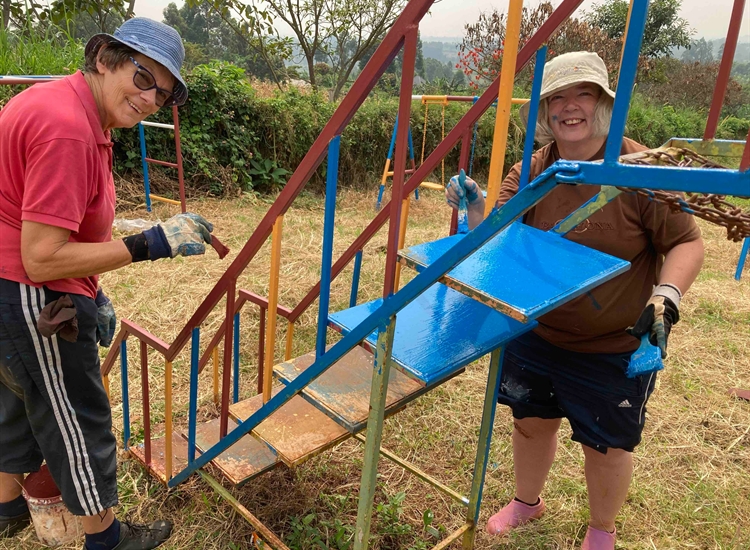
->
<box><xmin>329</xmin><ymin>283</ymin><xmax>536</xmax><ymax>385</ymax></box>
<box><xmin>399</xmin><ymin>222</ymin><xmax>630</xmax><ymax>322</ymax></box>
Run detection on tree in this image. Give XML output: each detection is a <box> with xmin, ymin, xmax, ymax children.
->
<box><xmin>210</xmin><ymin>0</ymin><xmax>407</xmax><ymax>100</ymax></box>
<box><xmin>458</xmin><ymin>2</ymin><xmax>624</xmax><ymax>92</ymax></box>
<box><xmin>681</xmin><ymin>37</ymin><xmax>713</xmax><ymax>64</ymax></box>
<box><xmin>586</xmin><ymin>0</ymin><xmax>693</xmax><ymax>58</ymax></box>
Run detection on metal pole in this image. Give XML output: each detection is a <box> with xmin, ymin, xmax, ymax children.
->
<box><xmin>605</xmin><ymin>0</ymin><xmax>649</xmax><ymax>163</ymax></box>
<box><xmin>172</xmin><ymin>105</ymin><xmax>187</xmax><ymax>213</ymax></box>
<box><xmin>350</xmin><ymin>250</ymin><xmax>363</xmax><ymax>307</ymax></box>
<box><xmin>233</xmin><ymin>312</ymin><xmax>241</xmax><ymax>403</ymax></box>
<box><xmin>704</xmin><ymin>0</ymin><xmax>747</xmax><ymax>140</ymax></box>
<box><xmin>519</xmin><ymin>47</ymin><xmax>548</xmax><ymax>190</ymax></box>
<box><xmin>462</xmin><ymin>348</ymin><xmax>505</xmax><ymax>549</ymax></box>
<box><xmin>138</xmin><ymin>123</ymin><xmax>153</xmax><ymax>212</ymax></box>
<box><xmin>120</xmin><ymin>340</ymin><xmax>130</xmax><ymax>449</ymax></box>
<box><xmin>317</xmin><ymin>136</ymin><xmax>342</xmax><ymax>358</ymax></box>
<box><xmin>483</xmin><ymin>0</ymin><xmax>525</xmax><ymax>216</ymax></box>
<box><xmin>264</xmin><ymin>218</ymin><xmax>284</xmax><ymax>401</ymax></box>
<box><xmin>353</xmin><ymin>318</ymin><xmax>396</xmax><ymax>550</ymax></box>
<box><xmin>188</xmin><ymin>327</ymin><xmax>200</xmax><ymax>464</ymax></box>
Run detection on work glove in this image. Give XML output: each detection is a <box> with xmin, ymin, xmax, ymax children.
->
<box><xmin>95</xmin><ymin>288</ymin><xmax>116</xmax><ymax>348</ymax></box>
<box><xmin>445</xmin><ymin>170</ymin><xmax>481</xmax><ymax>210</ymax></box>
<box><xmin>143</xmin><ymin>212</ymin><xmax>214</xmax><ymax>260</ymax></box>
<box><xmin>627</xmin><ymin>283</ymin><xmax>681</xmax><ymax>359</ymax></box>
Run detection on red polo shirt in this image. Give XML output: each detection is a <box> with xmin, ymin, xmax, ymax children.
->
<box><xmin>0</xmin><ymin>71</ymin><xmax>116</xmax><ymax>299</ymax></box>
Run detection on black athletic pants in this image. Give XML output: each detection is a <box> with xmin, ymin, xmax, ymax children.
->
<box><xmin>0</xmin><ymin>278</ymin><xmax>117</xmax><ymax>516</ymax></box>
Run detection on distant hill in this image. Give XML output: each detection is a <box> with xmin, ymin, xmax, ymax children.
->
<box><xmin>674</xmin><ymin>37</ymin><xmax>750</xmax><ymax>63</ymax></box>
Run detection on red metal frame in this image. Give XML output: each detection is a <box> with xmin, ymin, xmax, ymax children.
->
<box><xmin>101</xmin><ymin>0</ymin><xmax>586</xmax><ymax>457</ymax></box>
<box><xmin>140</xmin><ymin>341</ymin><xmax>151</xmax><ymax>465</ymax></box>
<box><xmin>172</xmin><ymin>105</ymin><xmax>187</xmax><ymax>212</ymax></box>
<box><xmin>704</xmin><ymin>0</ymin><xmax>746</xmax><ymax>140</ymax></box>
<box><xmin>384</xmin><ymin>26</ymin><xmax>419</xmax><ymax>297</ymax></box>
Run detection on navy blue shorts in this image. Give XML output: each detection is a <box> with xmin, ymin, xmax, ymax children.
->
<box><xmin>497</xmin><ymin>331</ymin><xmax>657</xmax><ymax>453</ymax></box>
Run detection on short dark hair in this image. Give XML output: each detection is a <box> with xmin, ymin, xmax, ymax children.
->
<box><xmin>84</xmin><ymin>37</ymin><xmax>137</xmax><ymax>74</ymax></box>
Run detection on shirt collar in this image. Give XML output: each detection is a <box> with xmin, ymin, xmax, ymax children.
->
<box><xmin>67</xmin><ymin>71</ymin><xmax>112</xmax><ymax>146</ymax></box>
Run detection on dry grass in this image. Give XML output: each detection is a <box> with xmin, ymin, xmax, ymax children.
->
<box><xmin>3</xmin><ymin>189</ymin><xmax>748</xmax><ymax>550</ymax></box>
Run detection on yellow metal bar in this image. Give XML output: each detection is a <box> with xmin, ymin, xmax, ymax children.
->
<box><xmin>212</xmin><ymin>347</ymin><xmax>219</xmax><ymax>406</ymax></box>
<box><xmin>149</xmin><ymin>194</ymin><xmax>182</xmax><ymax>206</ymax></box>
<box><xmin>354</xmin><ymin>433</ymin><xmax>469</xmax><ymax>506</ymax></box>
<box><xmin>380</xmin><ymin>158</ymin><xmax>391</xmax><ymax>185</ymax></box>
<box><xmin>284</xmin><ymin>321</ymin><xmax>295</xmax><ymax>361</ymax></box>
<box><xmin>103</xmin><ymin>375</ymin><xmax>110</xmax><ymax>400</ymax></box>
<box><xmin>510</xmin><ymin>97</ymin><xmax>528</xmax><ymax>105</ymax></box>
<box><xmin>263</xmin><ymin>216</ymin><xmax>283</xmax><ymax>402</ymax></box>
<box><xmin>434</xmin><ymin>523</ymin><xmax>472</xmax><ymax>550</ymax></box>
<box><xmin>394</xmin><ymin>198</ymin><xmax>411</xmax><ymax>290</ymax></box>
<box><xmin>483</xmin><ymin>0</ymin><xmax>525</xmax><ymax>217</ymax></box>
<box><xmin>164</xmin><ymin>359</ymin><xmax>173</xmax><ymax>480</ymax></box>
<box><xmin>420</xmin><ymin>181</ymin><xmax>444</xmax><ymax>191</ymax></box>
<box><xmin>421</xmin><ymin>95</ymin><xmax>449</xmax><ymax>104</ymax></box>
<box><xmin>618</xmin><ymin>0</ymin><xmax>635</xmax><ymax>87</ymax></box>
<box><xmin>198</xmin><ymin>471</ymin><xmax>291</xmax><ymax>550</ymax></box>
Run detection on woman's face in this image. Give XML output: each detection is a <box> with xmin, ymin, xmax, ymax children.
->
<box><xmin>96</xmin><ymin>53</ymin><xmax>174</xmax><ymax>129</ymax></box>
<box><xmin>547</xmin><ymin>83</ymin><xmax>602</xmax><ymax>147</ymax></box>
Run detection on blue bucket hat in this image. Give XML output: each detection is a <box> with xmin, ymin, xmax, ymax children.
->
<box><xmin>85</xmin><ymin>17</ymin><xmax>188</xmax><ymax>106</ymax></box>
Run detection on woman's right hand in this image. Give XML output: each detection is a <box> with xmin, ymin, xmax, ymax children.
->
<box><xmin>445</xmin><ymin>172</ymin><xmax>481</xmax><ymax>211</ymax></box>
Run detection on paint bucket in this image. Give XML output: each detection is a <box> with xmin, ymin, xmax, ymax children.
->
<box><xmin>22</xmin><ymin>465</ymin><xmax>83</xmax><ymax>546</ymax></box>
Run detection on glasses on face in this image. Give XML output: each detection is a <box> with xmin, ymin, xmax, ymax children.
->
<box><xmin>129</xmin><ymin>57</ymin><xmax>175</xmax><ymax>108</ymax></box>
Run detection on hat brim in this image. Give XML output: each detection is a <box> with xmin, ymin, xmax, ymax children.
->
<box><xmin>519</xmin><ymin>78</ymin><xmax>615</xmax><ymax>128</ymax></box>
<box><xmin>85</xmin><ymin>33</ymin><xmax>188</xmax><ymax>107</ymax></box>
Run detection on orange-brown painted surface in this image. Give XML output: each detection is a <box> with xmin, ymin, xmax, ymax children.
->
<box><xmin>193</xmin><ymin>418</ymin><xmax>278</xmax><ymax>486</ymax></box>
<box><xmin>130</xmin><ymin>432</ymin><xmax>189</xmax><ymax>485</ymax></box>
<box><xmin>274</xmin><ymin>346</ymin><xmax>423</xmax><ymax>430</ymax></box>
<box><xmin>229</xmin><ymin>390</ymin><xmax>350</xmax><ymax>467</ymax></box>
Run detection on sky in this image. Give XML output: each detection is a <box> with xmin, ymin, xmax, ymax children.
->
<box><xmin>135</xmin><ymin>0</ymin><xmax>750</xmax><ymax>42</ymax></box>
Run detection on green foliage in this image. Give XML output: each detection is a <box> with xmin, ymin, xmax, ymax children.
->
<box><xmin>586</xmin><ymin>0</ymin><xmax>693</xmax><ymax>58</ymax></box>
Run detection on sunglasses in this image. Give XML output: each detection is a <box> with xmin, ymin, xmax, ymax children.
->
<box><xmin>129</xmin><ymin>57</ymin><xmax>175</xmax><ymax>108</ymax></box>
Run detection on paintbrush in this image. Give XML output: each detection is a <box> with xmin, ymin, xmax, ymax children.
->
<box><xmin>626</xmin><ymin>334</ymin><xmax>664</xmax><ymax>378</ymax></box>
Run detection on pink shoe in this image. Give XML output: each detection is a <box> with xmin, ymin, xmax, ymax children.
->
<box><xmin>581</xmin><ymin>525</ymin><xmax>616</xmax><ymax>550</ymax></box>
<box><xmin>486</xmin><ymin>498</ymin><xmax>546</xmax><ymax>535</ymax></box>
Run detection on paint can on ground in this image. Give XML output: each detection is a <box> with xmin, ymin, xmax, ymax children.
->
<box><xmin>22</xmin><ymin>465</ymin><xmax>83</xmax><ymax>546</ymax></box>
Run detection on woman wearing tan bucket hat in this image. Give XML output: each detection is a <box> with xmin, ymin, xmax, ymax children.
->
<box><xmin>446</xmin><ymin>51</ymin><xmax>704</xmax><ymax>548</ymax></box>
<box><xmin>0</xmin><ymin>17</ymin><xmax>222</xmax><ymax>550</ymax></box>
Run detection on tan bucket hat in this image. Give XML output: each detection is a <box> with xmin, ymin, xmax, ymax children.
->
<box><xmin>519</xmin><ymin>51</ymin><xmax>615</xmax><ymax>127</ymax></box>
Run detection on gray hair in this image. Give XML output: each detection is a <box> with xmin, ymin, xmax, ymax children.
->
<box><xmin>532</xmin><ymin>92</ymin><xmax>614</xmax><ymax>146</ymax></box>
<box><xmin>84</xmin><ymin>37</ymin><xmax>137</xmax><ymax>74</ymax></box>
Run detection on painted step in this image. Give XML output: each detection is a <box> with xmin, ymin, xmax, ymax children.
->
<box><xmin>273</xmin><ymin>346</ymin><xmax>452</xmax><ymax>432</ymax></box>
<box><xmin>130</xmin><ymin>432</ymin><xmax>189</xmax><ymax>485</ymax></box>
<box><xmin>398</xmin><ymin>222</ymin><xmax>630</xmax><ymax>323</ymax></box>
<box><xmin>229</xmin><ymin>390</ymin><xmax>350</xmax><ymax>467</ymax></box>
<box><xmin>192</xmin><ymin>418</ymin><xmax>278</xmax><ymax>486</ymax></box>
<box><xmin>329</xmin><ymin>283</ymin><xmax>536</xmax><ymax>385</ymax></box>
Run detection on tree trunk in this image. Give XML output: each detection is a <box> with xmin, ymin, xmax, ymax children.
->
<box><xmin>3</xmin><ymin>0</ymin><xmax>11</xmax><ymax>30</ymax></box>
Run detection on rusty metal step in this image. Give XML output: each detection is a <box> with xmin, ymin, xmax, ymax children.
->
<box><xmin>130</xmin><ymin>432</ymin><xmax>189</xmax><ymax>485</ymax></box>
<box><xmin>192</xmin><ymin>418</ymin><xmax>279</xmax><ymax>486</ymax></box>
<box><xmin>272</xmin><ymin>346</ymin><xmax>430</xmax><ymax>432</ymax></box>
<box><xmin>229</xmin><ymin>390</ymin><xmax>350</xmax><ymax>467</ymax></box>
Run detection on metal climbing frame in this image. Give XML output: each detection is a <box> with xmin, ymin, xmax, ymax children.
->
<box><xmin>138</xmin><ymin>107</ymin><xmax>187</xmax><ymax>213</ymax></box>
<box><xmin>100</xmin><ymin>0</ymin><xmax>748</xmax><ymax>548</ymax></box>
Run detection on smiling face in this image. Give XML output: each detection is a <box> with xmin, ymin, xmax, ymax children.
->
<box><xmin>95</xmin><ymin>52</ymin><xmax>175</xmax><ymax>130</ymax></box>
<box><xmin>546</xmin><ymin>83</ymin><xmax>602</xmax><ymax>148</ymax></box>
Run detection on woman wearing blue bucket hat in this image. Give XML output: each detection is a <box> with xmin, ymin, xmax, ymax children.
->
<box><xmin>0</xmin><ymin>18</ymin><xmax>220</xmax><ymax>550</ymax></box>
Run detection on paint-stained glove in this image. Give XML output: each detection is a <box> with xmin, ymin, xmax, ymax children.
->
<box><xmin>95</xmin><ymin>288</ymin><xmax>116</xmax><ymax>348</ymax></box>
<box><xmin>445</xmin><ymin>170</ymin><xmax>480</xmax><ymax>210</ymax></box>
<box><xmin>143</xmin><ymin>212</ymin><xmax>214</xmax><ymax>260</ymax></box>
<box><xmin>627</xmin><ymin>283</ymin><xmax>681</xmax><ymax>359</ymax></box>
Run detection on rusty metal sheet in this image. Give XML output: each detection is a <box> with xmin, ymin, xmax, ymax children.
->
<box><xmin>729</xmin><ymin>388</ymin><xmax>750</xmax><ymax>402</ymax></box>
<box><xmin>193</xmin><ymin>418</ymin><xmax>278</xmax><ymax>486</ymax></box>
<box><xmin>229</xmin><ymin>391</ymin><xmax>350</xmax><ymax>467</ymax></box>
<box><xmin>130</xmin><ymin>432</ymin><xmax>189</xmax><ymax>486</ymax></box>
<box><xmin>274</xmin><ymin>346</ymin><xmax>423</xmax><ymax>431</ymax></box>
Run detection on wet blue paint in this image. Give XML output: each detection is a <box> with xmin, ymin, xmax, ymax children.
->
<box><xmin>400</xmin><ymin>222</ymin><xmax>629</xmax><ymax>321</ymax></box>
<box><xmin>329</xmin><ymin>283</ymin><xmax>536</xmax><ymax>385</ymax></box>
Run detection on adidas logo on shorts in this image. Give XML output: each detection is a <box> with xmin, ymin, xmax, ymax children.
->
<box><xmin>618</xmin><ymin>399</ymin><xmax>632</xmax><ymax>408</ymax></box>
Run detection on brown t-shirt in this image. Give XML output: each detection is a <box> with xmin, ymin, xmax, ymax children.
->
<box><xmin>497</xmin><ymin>137</ymin><xmax>701</xmax><ymax>354</ymax></box>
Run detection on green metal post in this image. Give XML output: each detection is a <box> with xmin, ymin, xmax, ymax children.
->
<box><xmin>354</xmin><ymin>317</ymin><xmax>396</xmax><ymax>550</ymax></box>
<box><xmin>463</xmin><ymin>347</ymin><xmax>505</xmax><ymax>549</ymax></box>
